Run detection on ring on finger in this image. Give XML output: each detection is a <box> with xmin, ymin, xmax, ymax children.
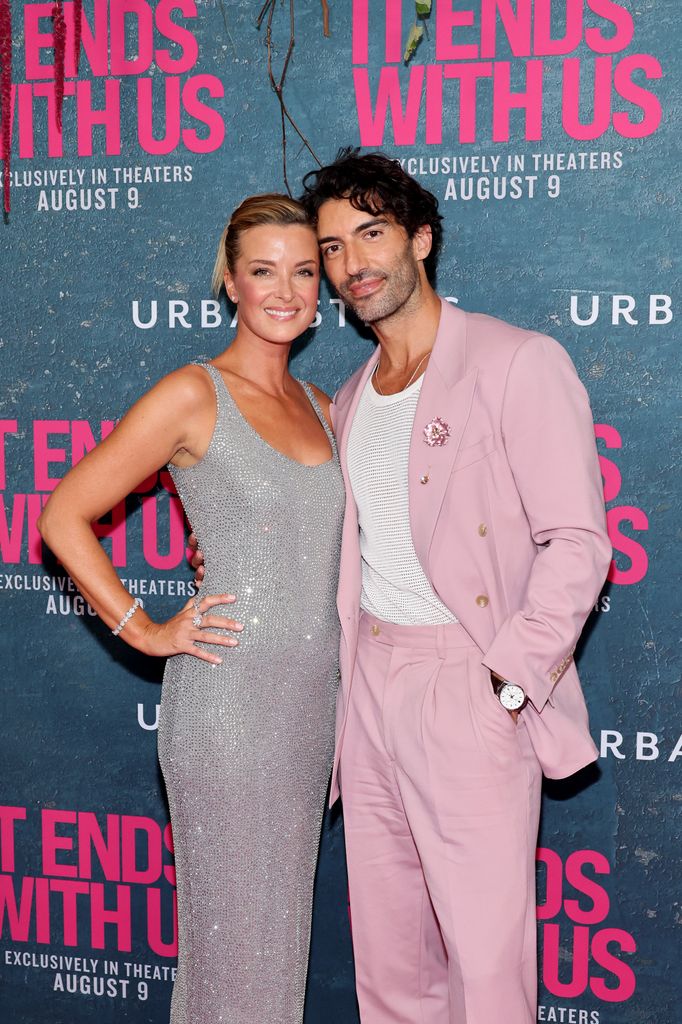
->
<box><xmin>191</xmin><ymin>593</ymin><xmax>203</xmax><ymax>628</ymax></box>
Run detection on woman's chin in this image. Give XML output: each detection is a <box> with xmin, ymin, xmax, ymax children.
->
<box><xmin>261</xmin><ymin>316</ymin><xmax>313</xmax><ymax>343</ymax></box>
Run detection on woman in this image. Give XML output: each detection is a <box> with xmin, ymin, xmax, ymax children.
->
<box><xmin>38</xmin><ymin>195</ymin><xmax>345</xmax><ymax>1024</ymax></box>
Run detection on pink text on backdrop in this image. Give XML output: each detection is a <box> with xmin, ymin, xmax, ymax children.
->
<box><xmin>0</xmin><ymin>1</ymin><xmax>225</xmax><ymax>160</ymax></box>
<box><xmin>352</xmin><ymin>0</ymin><xmax>663</xmax><ymax>145</ymax></box>
<box><xmin>0</xmin><ymin>419</ymin><xmax>190</xmax><ymax>570</ymax></box>
<box><xmin>0</xmin><ymin>806</ymin><xmax>177</xmax><ymax>956</ymax></box>
<box><xmin>595</xmin><ymin>423</ymin><xmax>649</xmax><ymax>585</ymax></box>
<box><xmin>537</xmin><ymin>847</ymin><xmax>636</xmax><ymax>1003</ymax></box>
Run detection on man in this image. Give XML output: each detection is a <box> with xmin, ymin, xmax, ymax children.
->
<box><xmin>297</xmin><ymin>149</ymin><xmax>611</xmax><ymax>1024</ymax></box>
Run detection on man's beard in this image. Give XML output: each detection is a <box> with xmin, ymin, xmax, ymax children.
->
<box><xmin>339</xmin><ymin>244</ymin><xmax>421</xmax><ymax>324</ymax></box>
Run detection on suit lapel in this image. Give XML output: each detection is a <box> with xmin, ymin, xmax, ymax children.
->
<box><xmin>409</xmin><ymin>300</ymin><xmax>477</xmax><ymax>571</ymax></box>
<box><xmin>335</xmin><ymin>350</ymin><xmax>380</xmax><ymax>638</ymax></box>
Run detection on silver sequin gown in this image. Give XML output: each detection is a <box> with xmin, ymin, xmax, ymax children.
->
<box><xmin>158</xmin><ymin>364</ymin><xmax>344</xmax><ymax>1024</ymax></box>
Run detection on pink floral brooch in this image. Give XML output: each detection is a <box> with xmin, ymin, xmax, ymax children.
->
<box><xmin>423</xmin><ymin>417</ymin><xmax>451</xmax><ymax>447</ymax></box>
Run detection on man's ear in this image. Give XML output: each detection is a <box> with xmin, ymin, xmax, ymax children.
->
<box><xmin>412</xmin><ymin>223</ymin><xmax>433</xmax><ymax>263</ymax></box>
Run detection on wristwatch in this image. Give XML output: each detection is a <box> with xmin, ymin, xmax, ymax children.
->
<box><xmin>493</xmin><ymin>677</ymin><xmax>527</xmax><ymax>712</ymax></box>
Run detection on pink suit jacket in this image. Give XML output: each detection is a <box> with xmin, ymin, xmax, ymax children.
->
<box><xmin>329</xmin><ymin>298</ymin><xmax>612</xmax><ymax>805</ymax></box>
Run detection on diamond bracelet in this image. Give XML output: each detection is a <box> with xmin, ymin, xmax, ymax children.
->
<box><xmin>112</xmin><ymin>597</ymin><xmax>142</xmax><ymax>636</ymax></box>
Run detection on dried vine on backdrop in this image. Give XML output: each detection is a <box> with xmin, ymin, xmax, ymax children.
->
<box><xmin>0</xmin><ymin>0</ymin><xmax>12</xmax><ymax>214</ymax></box>
<box><xmin>0</xmin><ymin>0</ymin><xmax>82</xmax><ymax>215</ymax></box>
<box><xmin>73</xmin><ymin>0</ymin><xmax>83</xmax><ymax>73</ymax></box>
<box><xmin>53</xmin><ymin>2</ymin><xmax>66</xmax><ymax>130</ymax></box>
<box><xmin>255</xmin><ymin>0</ymin><xmax>330</xmax><ymax>195</ymax></box>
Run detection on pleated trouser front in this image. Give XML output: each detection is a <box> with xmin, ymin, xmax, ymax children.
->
<box><xmin>340</xmin><ymin>613</ymin><xmax>542</xmax><ymax>1024</ymax></box>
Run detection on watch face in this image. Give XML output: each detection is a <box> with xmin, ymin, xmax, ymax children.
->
<box><xmin>499</xmin><ymin>683</ymin><xmax>525</xmax><ymax>711</ymax></box>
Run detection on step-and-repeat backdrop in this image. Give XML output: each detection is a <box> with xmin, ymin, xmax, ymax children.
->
<box><xmin>0</xmin><ymin>3</ymin><xmax>678</xmax><ymax>1022</ymax></box>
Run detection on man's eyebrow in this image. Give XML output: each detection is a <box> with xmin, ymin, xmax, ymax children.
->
<box><xmin>318</xmin><ymin>218</ymin><xmax>389</xmax><ymax>245</ymax></box>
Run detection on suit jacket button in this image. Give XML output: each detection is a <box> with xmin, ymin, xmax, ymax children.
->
<box><xmin>478</xmin><ymin>523</ymin><xmax>488</xmax><ymax>537</ymax></box>
<box><xmin>370</xmin><ymin>624</ymin><xmax>380</xmax><ymax>636</ymax></box>
<box><xmin>420</xmin><ymin>474</ymin><xmax>429</xmax><ymax>484</ymax></box>
<box><xmin>475</xmin><ymin>594</ymin><xmax>489</xmax><ymax>608</ymax></box>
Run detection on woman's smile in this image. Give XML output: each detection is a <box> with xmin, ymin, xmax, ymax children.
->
<box><xmin>264</xmin><ymin>306</ymin><xmax>302</xmax><ymax>320</ymax></box>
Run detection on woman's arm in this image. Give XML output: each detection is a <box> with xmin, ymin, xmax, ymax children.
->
<box><xmin>38</xmin><ymin>366</ymin><xmax>241</xmax><ymax>663</ymax></box>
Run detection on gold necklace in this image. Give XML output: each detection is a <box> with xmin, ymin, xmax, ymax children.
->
<box><xmin>374</xmin><ymin>352</ymin><xmax>430</xmax><ymax>397</ymax></box>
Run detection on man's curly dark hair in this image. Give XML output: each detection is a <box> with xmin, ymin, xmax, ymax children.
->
<box><xmin>300</xmin><ymin>148</ymin><xmax>443</xmax><ymax>283</ymax></box>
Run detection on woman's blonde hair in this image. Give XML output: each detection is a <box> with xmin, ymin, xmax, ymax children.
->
<box><xmin>211</xmin><ymin>193</ymin><xmax>312</xmax><ymax>297</ymax></box>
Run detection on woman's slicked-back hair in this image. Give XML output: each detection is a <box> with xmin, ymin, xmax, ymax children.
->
<box><xmin>300</xmin><ymin>148</ymin><xmax>443</xmax><ymax>282</ymax></box>
<box><xmin>211</xmin><ymin>193</ymin><xmax>311</xmax><ymax>297</ymax></box>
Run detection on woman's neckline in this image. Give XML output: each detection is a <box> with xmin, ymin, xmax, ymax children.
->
<box><xmin>210</xmin><ymin>364</ymin><xmax>334</xmax><ymax>469</ymax></box>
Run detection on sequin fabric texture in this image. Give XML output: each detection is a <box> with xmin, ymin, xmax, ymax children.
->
<box><xmin>158</xmin><ymin>365</ymin><xmax>344</xmax><ymax>1024</ymax></box>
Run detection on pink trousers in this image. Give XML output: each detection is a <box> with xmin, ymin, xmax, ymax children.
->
<box><xmin>339</xmin><ymin>614</ymin><xmax>542</xmax><ymax>1024</ymax></box>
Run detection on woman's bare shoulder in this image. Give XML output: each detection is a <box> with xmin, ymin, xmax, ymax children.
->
<box><xmin>149</xmin><ymin>363</ymin><xmax>217</xmax><ymax>411</ymax></box>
